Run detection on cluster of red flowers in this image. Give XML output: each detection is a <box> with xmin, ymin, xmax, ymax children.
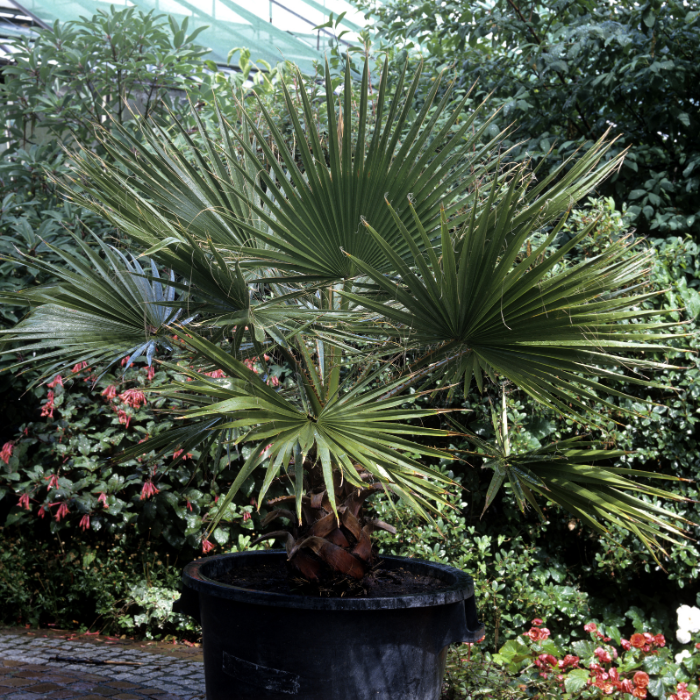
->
<box><xmin>119</xmin><ymin>389</ymin><xmax>147</xmax><ymax>409</ymax></box>
<box><xmin>201</xmin><ymin>537</ymin><xmax>215</xmax><ymax>554</ymax></box>
<box><xmin>40</xmin><ymin>390</ymin><xmax>55</xmax><ymax>418</ymax></box>
<box><xmin>525</xmin><ymin>619</ymin><xmax>551</xmax><ymax>642</ymax></box>
<box><xmin>140</xmin><ymin>480</ymin><xmax>159</xmax><ymax>500</ymax></box>
<box><xmin>172</xmin><ymin>448</ymin><xmax>193</xmax><ymax>461</ymax></box>
<box><xmin>669</xmin><ymin>682</ymin><xmax>693</xmax><ymax>700</ymax></box>
<box><xmin>621</xmin><ymin>632</ymin><xmax>665</xmax><ymax>653</ymax></box>
<box><xmin>205</xmin><ymin>369</ymin><xmax>226</xmax><ymax>379</ymax></box>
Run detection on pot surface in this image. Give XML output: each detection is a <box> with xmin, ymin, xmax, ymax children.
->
<box><xmin>174</xmin><ymin>550</ymin><xmax>484</xmax><ymax>700</ymax></box>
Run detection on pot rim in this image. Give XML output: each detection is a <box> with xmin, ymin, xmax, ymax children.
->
<box><xmin>181</xmin><ymin>549</ymin><xmax>475</xmax><ymax>611</ymax></box>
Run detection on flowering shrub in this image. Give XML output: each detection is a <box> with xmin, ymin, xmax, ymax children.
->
<box><xmin>0</xmin><ymin>358</ymin><xmax>290</xmax><ymax>550</ymax></box>
<box><xmin>492</xmin><ymin>619</ymin><xmax>699</xmax><ymax>698</ymax></box>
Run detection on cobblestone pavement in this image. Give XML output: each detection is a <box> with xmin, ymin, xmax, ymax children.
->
<box><xmin>0</xmin><ymin>629</ymin><xmax>206</xmax><ymax>699</ymax></box>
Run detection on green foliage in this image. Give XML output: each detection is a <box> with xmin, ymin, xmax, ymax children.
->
<box><xmin>358</xmin><ymin>0</ymin><xmax>700</xmax><ymax>238</ymax></box>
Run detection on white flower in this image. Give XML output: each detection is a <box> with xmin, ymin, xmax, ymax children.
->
<box><xmin>677</xmin><ymin>604</ymin><xmax>700</xmax><ymax>634</ymax></box>
<box><xmin>675</xmin><ymin>649</ymin><xmax>692</xmax><ymax>664</ymax></box>
<box><xmin>677</xmin><ymin>628</ymin><xmax>692</xmax><ymax>644</ymax></box>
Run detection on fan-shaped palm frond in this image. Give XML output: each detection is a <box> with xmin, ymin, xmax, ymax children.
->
<box><xmin>342</xmin><ymin>172</ymin><xmax>679</xmax><ymax>423</ymax></box>
<box><xmin>67</xmin><ymin>58</ymin><xmax>510</xmax><ymax>281</ymax></box>
<box><xmin>0</xmin><ymin>235</ymin><xmax>194</xmax><ymax>379</ymax></box>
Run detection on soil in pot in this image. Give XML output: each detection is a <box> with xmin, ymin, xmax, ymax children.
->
<box><xmin>212</xmin><ymin>555</ymin><xmax>452</xmax><ymax>598</ymax></box>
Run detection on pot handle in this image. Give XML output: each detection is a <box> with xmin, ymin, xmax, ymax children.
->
<box><xmin>438</xmin><ymin>595</ymin><xmax>485</xmax><ymax>651</ymax></box>
<box><xmin>172</xmin><ymin>585</ymin><xmax>201</xmax><ymax>623</ymax></box>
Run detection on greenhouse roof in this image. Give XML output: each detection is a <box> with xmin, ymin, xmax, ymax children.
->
<box><xmin>2</xmin><ymin>0</ymin><xmax>368</xmax><ymax>74</ymax></box>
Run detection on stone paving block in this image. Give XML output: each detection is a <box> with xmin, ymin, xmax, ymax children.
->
<box><xmin>22</xmin><ymin>682</ymin><xmax>63</xmax><ymax>692</ymax></box>
<box><xmin>113</xmin><ymin>694</ymin><xmax>144</xmax><ymax>700</ymax></box>
<box><xmin>105</xmin><ymin>681</ymin><xmax>141</xmax><ymax>690</ymax></box>
<box><xmin>0</xmin><ymin>679</ymin><xmax>33</xmax><ymax>688</ymax></box>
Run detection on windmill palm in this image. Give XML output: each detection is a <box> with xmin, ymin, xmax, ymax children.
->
<box><xmin>0</xmin><ymin>58</ymin><xmax>689</xmax><ymax>577</ymax></box>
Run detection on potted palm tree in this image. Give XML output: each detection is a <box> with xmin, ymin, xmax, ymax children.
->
<box><xmin>2</xmin><ymin>59</ymin><xmax>689</xmax><ymax>699</ymax></box>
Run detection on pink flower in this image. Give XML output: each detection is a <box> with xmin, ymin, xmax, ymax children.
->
<box><xmin>205</xmin><ymin>369</ymin><xmax>226</xmax><ymax>379</ymax></box>
<box><xmin>37</xmin><ymin>506</ymin><xmax>46</xmax><ymax>518</ymax></box>
<box><xmin>54</xmin><ymin>502</ymin><xmax>69</xmax><ymax>522</ymax></box>
<box><xmin>629</xmin><ymin>633</ymin><xmax>646</xmax><ymax>649</ymax></box>
<box><xmin>0</xmin><ymin>441</ymin><xmax>14</xmax><ymax>465</ymax></box>
<box><xmin>71</xmin><ymin>361</ymin><xmax>89</xmax><ymax>373</ymax></box>
<box><xmin>531</xmin><ymin>618</ymin><xmax>543</xmax><ymax>627</ymax></box>
<box><xmin>40</xmin><ymin>390</ymin><xmax>55</xmax><ymax>418</ymax></box>
<box><xmin>558</xmin><ymin>655</ymin><xmax>579</xmax><ymax>669</ymax></box>
<box><xmin>526</xmin><ymin>627</ymin><xmax>550</xmax><ymax>642</ymax></box>
<box><xmin>101</xmin><ymin>385</ymin><xmax>117</xmax><ymax>400</ymax></box>
<box><xmin>97</xmin><ymin>492</ymin><xmax>108</xmax><ymax>508</ymax></box>
<box><xmin>186</xmin><ymin>500</ymin><xmax>192</xmax><ymax>512</ymax></box>
<box><xmin>173</xmin><ymin>449</ymin><xmax>193</xmax><ymax>461</ymax></box>
<box><xmin>119</xmin><ymin>389</ymin><xmax>147</xmax><ymax>409</ymax></box>
<box><xmin>47</xmin><ymin>374</ymin><xmax>63</xmax><ymax>388</ymax></box>
<box><xmin>620</xmin><ymin>679</ymin><xmax>635</xmax><ymax>693</ymax></box>
<box><xmin>18</xmin><ymin>493</ymin><xmax>31</xmax><ymax>511</ymax></box>
<box><xmin>117</xmin><ymin>410</ymin><xmax>131</xmax><ymax>428</ymax></box>
<box><xmin>121</xmin><ymin>355</ymin><xmax>131</xmax><ymax>367</ymax></box>
<box><xmin>45</xmin><ymin>474</ymin><xmax>59</xmax><ymax>491</ymax></box>
<box><xmin>201</xmin><ymin>538</ymin><xmax>214</xmax><ymax>554</ymax></box>
<box><xmin>242</xmin><ymin>511</ymin><xmax>251</xmax><ymax>521</ymax></box>
<box><xmin>535</xmin><ymin>654</ymin><xmax>558</xmax><ymax>669</ymax></box>
<box><xmin>584</xmin><ymin>622</ymin><xmax>597</xmax><ymax>633</ymax></box>
<box><xmin>146</xmin><ymin>365</ymin><xmax>156</xmax><ymax>381</ymax></box>
<box><xmin>140</xmin><ymin>480</ymin><xmax>159</xmax><ymax>500</ymax></box>
<box><xmin>653</xmin><ymin>633</ymin><xmax>665</xmax><ymax>647</ymax></box>
<box><xmin>594</xmin><ymin>647</ymin><xmax>612</xmax><ymax>664</ymax></box>
<box><xmin>79</xmin><ymin>515</ymin><xmax>90</xmax><ymax>531</ymax></box>
<box><xmin>621</xmin><ymin>638</ymin><xmax>631</xmax><ymax>651</ymax></box>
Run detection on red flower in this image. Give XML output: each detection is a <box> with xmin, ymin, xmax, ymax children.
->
<box><xmin>0</xmin><ymin>441</ymin><xmax>14</xmax><ymax>465</ymax></box>
<box><xmin>46</xmin><ymin>474</ymin><xmax>59</xmax><ymax>491</ymax></box>
<box><xmin>620</xmin><ymin>679</ymin><xmax>634</xmax><ymax>693</ymax></box>
<box><xmin>629</xmin><ymin>633</ymin><xmax>646</xmax><ymax>649</ymax></box>
<box><xmin>119</xmin><ymin>389</ymin><xmax>147</xmax><ymax>409</ymax></box>
<box><xmin>186</xmin><ymin>500</ymin><xmax>192</xmax><ymax>512</ymax></box>
<box><xmin>37</xmin><ymin>506</ymin><xmax>46</xmax><ymax>519</ymax></box>
<box><xmin>117</xmin><ymin>409</ymin><xmax>131</xmax><ymax>428</ymax></box>
<box><xmin>71</xmin><ymin>361</ymin><xmax>89</xmax><ymax>373</ymax></box>
<box><xmin>201</xmin><ymin>537</ymin><xmax>214</xmax><ymax>554</ymax></box>
<box><xmin>632</xmin><ymin>689</ymin><xmax>647</xmax><ymax>699</ymax></box>
<box><xmin>97</xmin><ymin>492</ymin><xmax>108</xmax><ymax>508</ymax></box>
<box><xmin>633</xmin><ymin>671</ymin><xmax>649</xmax><ymax>688</ymax></box>
<box><xmin>621</xmin><ymin>638</ymin><xmax>631</xmax><ymax>651</ymax></box>
<box><xmin>584</xmin><ymin>622</ymin><xmax>597</xmax><ymax>633</ymax></box>
<box><xmin>535</xmin><ymin>654</ymin><xmax>558</xmax><ymax>669</ymax></box>
<box><xmin>531</xmin><ymin>618</ymin><xmax>543</xmax><ymax>627</ymax></box>
<box><xmin>101</xmin><ymin>385</ymin><xmax>117</xmax><ymax>400</ymax></box>
<box><xmin>18</xmin><ymin>493</ymin><xmax>31</xmax><ymax>510</ymax></box>
<box><xmin>558</xmin><ymin>655</ymin><xmax>579</xmax><ymax>669</ymax></box>
<box><xmin>40</xmin><ymin>390</ymin><xmax>55</xmax><ymax>418</ymax></box>
<box><xmin>121</xmin><ymin>355</ymin><xmax>131</xmax><ymax>367</ymax></box>
<box><xmin>652</xmin><ymin>633</ymin><xmax>665</xmax><ymax>647</ymax></box>
<box><xmin>205</xmin><ymin>369</ymin><xmax>226</xmax><ymax>379</ymax></box>
<box><xmin>79</xmin><ymin>515</ymin><xmax>90</xmax><ymax>531</ymax></box>
<box><xmin>140</xmin><ymin>480</ymin><xmax>159</xmax><ymax>500</ymax></box>
<box><xmin>173</xmin><ymin>449</ymin><xmax>193</xmax><ymax>461</ymax></box>
<box><xmin>269</xmin><ymin>376</ymin><xmax>279</xmax><ymax>387</ymax></box>
<box><xmin>47</xmin><ymin>374</ymin><xmax>63</xmax><ymax>388</ymax></box>
<box><xmin>146</xmin><ymin>365</ymin><xmax>156</xmax><ymax>381</ymax></box>
<box><xmin>54</xmin><ymin>502</ymin><xmax>69</xmax><ymax>522</ymax></box>
<box><xmin>242</xmin><ymin>511</ymin><xmax>251</xmax><ymax>521</ymax></box>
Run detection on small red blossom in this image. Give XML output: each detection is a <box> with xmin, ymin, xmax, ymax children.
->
<box><xmin>146</xmin><ymin>365</ymin><xmax>156</xmax><ymax>381</ymax></box>
<box><xmin>101</xmin><ymin>385</ymin><xmax>117</xmax><ymax>400</ymax></box>
<box><xmin>79</xmin><ymin>515</ymin><xmax>90</xmax><ymax>531</ymax></box>
<box><xmin>242</xmin><ymin>511</ymin><xmax>251</xmax><ymax>521</ymax></box>
<box><xmin>205</xmin><ymin>369</ymin><xmax>226</xmax><ymax>379</ymax></box>
<box><xmin>97</xmin><ymin>492</ymin><xmax>108</xmax><ymax>508</ymax></box>
<box><xmin>54</xmin><ymin>502</ymin><xmax>69</xmax><ymax>522</ymax></box>
<box><xmin>535</xmin><ymin>654</ymin><xmax>558</xmax><ymax>670</ymax></box>
<box><xmin>0</xmin><ymin>441</ymin><xmax>14</xmax><ymax>465</ymax></box>
<box><xmin>526</xmin><ymin>627</ymin><xmax>551</xmax><ymax>642</ymax></box>
<box><xmin>584</xmin><ymin>622</ymin><xmax>597</xmax><ymax>633</ymax></box>
<box><xmin>269</xmin><ymin>376</ymin><xmax>279</xmax><ymax>387</ymax></box>
<box><xmin>140</xmin><ymin>481</ymin><xmax>159</xmax><ymax>500</ymax></box>
<box><xmin>117</xmin><ymin>409</ymin><xmax>131</xmax><ymax>428</ymax></box>
<box><xmin>652</xmin><ymin>633</ymin><xmax>665</xmax><ymax>647</ymax></box>
<box><xmin>531</xmin><ymin>618</ymin><xmax>543</xmax><ymax>627</ymax></box>
<box><xmin>620</xmin><ymin>679</ymin><xmax>634</xmax><ymax>693</ymax></box>
<box><xmin>632</xmin><ymin>689</ymin><xmax>647</xmax><ymax>699</ymax></box>
<box><xmin>558</xmin><ymin>655</ymin><xmax>579</xmax><ymax>669</ymax></box>
<box><xmin>37</xmin><ymin>506</ymin><xmax>46</xmax><ymax>519</ymax></box>
<box><xmin>46</xmin><ymin>474</ymin><xmax>59</xmax><ymax>490</ymax></box>
<box><xmin>201</xmin><ymin>538</ymin><xmax>214</xmax><ymax>554</ymax></box>
<box><xmin>621</xmin><ymin>638</ymin><xmax>631</xmax><ymax>651</ymax></box>
<box><xmin>119</xmin><ymin>389</ymin><xmax>147</xmax><ymax>409</ymax></box>
<box><xmin>186</xmin><ymin>500</ymin><xmax>192</xmax><ymax>512</ymax></box>
<box><xmin>173</xmin><ymin>449</ymin><xmax>193</xmax><ymax>461</ymax></box>
<box><xmin>47</xmin><ymin>374</ymin><xmax>63</xmax><ymax>388</ymax></box>
<box><xmin>71</xmin><ymin>361</ymin><xmax>89</xmax><ymax>373</ymax></box>
<box><xmin>121</xmin><ymin>355</ymin><xmax>131</xmax><ymax>367</ymax></box>
<box><xmin>18</xmin><ymin>493</ymin><xmax>31</xmax><ymax>510</ymax></box>
<box><xmin>594</xmin><ymin>647</ymin><xmax>612</xmax><ymax>664</ymax></box>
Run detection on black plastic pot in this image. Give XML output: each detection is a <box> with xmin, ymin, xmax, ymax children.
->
<box><xmin>173</xmin><ymin>550</ymin><xmax>484</xmax><ymax>700</ymax></box>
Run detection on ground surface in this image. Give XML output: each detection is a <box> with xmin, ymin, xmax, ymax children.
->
<box><xmin>0</xmin><ymin>627</ymin><xmax>204</xmax><ymax>699</ymax></box>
